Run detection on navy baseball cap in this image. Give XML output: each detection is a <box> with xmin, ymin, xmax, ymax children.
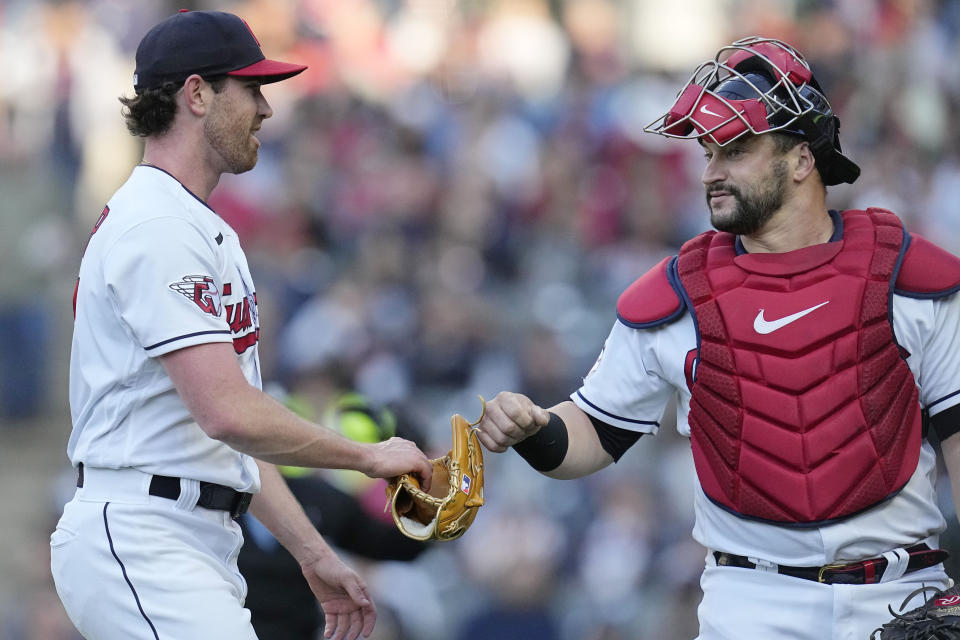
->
<box><xmin>133</xmin><ymin>10</ymin><xmax>307</xmax><ymax>93</ymax></box>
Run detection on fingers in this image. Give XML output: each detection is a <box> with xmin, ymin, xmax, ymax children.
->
<box><xmin>312</xmin><ymin>561</ymin><xmax>377</xmax><ymax>640</ymax></box>
<box><xmin>348</xmin><ymin>609</ymin><xmax>364</xmax><ymax>640</ymax></box>
<box><xmin>329</xmin><ymin>604</ymin><xmax>374</xmax><ymax>640</ymax></box>
<box><xmin>532</xmin><ymin>405</ymin><xmax>551</xmax><ymax>427</ymax></box>
<box><xmin>344</xmin><ymin>574</ymin><xmax>377</xmax><ymax>638</ymax></box>
<box><xmin>391</xmin><ymin>439</ymin><xmax>431</xmax><ymax>491</ymax></box>
<box><xmin>346</xmin><ymin>577</ymin><xmax>372</xmax><ymax>609</ymax></box>
<box><xmin>333</xmin><ymin>612</ymin><xmax>347</xmax><ymax>640</ymax></box>
<box><xmin>367</xmin><ymin>438</ymin><xmax>431</xmax><ymax>482</ymax></box>
<box><xmin>335</xmin><ymin>610</ymin><xmax>360</xmax><ymax>640</ymax></box>
<box><xmin>361</xmin><ymin>602</ymin><xmax>376</xmax><ymax>637</ymax></box>
<box><xmin>418</xmin><ymin>456</ymin><xmax>433</xmax><ymax>493</ymax></box>
<box><xmin>476</xmin><ymin>391</ymin><xmax>546</xmax><ymax>452</ymax></box>
<box><xmin>323</xmin><ymin>606</ymin><xmax>349</xmax><ymax>640</ymax></box>
<box><xmin>475</xmin><ymin>416</ymin><xmax>508</xmax><ymax>452</ymax></box>
<box><xmin>322</xmin><ymin>598</ymin><xmax>376</xmax><ymax>640</ymax></box>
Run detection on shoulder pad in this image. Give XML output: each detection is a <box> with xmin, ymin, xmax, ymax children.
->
<box><xmin>895</xmin><ymin>233</ymin><xmax>960</xmax><ymax>298</ymax></box>
<box><xmin>616</xmin><ymin>256</ymin><xmax>686</xmax><ymax>328</ymax></box>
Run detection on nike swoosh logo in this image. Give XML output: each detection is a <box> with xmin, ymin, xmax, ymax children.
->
<box><xmin>700</xmin><ymin>104</ymin><xmax>724</xmax><ymax>118</ymax></box>
<box><xmin>753</xmin><ymin>301</ymin><xmax>829</xmax><ymax>334</ymax></box>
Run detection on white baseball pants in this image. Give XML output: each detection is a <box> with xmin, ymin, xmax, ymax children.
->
<box><xmin>50</xmin><ymin>467</ymin><xmax>258</xmax><ymax>640</ymax></box>
<box><xmin>696</xmin><ymin>552</ymin><xmax>951</xmax><ymax>639</ymax></box>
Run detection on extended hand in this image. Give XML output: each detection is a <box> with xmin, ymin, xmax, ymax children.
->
<box><xmin>365</xmin><ymin>437</ymin><xmax>433</xmax><ymax>492</ymax></box>
<box><xmin>474</xmin><ymin>391</ymin><xmax>550</xmax><ymax>452</ymax></box>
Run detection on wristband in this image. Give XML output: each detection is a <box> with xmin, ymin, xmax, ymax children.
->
<box><xmin>512</xmin><ymin>411</ymin><xmax>568</xmax><ymax>472</ymax></box>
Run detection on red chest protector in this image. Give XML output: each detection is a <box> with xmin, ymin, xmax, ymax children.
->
<box><xmin>618</xmin><ymin>209</ymin><xmax>960</xmax><ymax>524</ymax></box>
<box><xmin>676</xmin><ymin>209</ymin><xmax>923</xmax><ymax>524</ymax></box>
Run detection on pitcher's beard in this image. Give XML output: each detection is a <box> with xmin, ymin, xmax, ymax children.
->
<box><xmin>205</xmin><ymin>115</ymin><xmax>259</xmax><ymax>174</ymax></box>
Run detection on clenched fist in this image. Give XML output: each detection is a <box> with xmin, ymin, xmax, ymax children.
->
<box><xmin>473</xmin><ymin>391</ymin><xmax>551</xmax><ymax>452</ymax></box>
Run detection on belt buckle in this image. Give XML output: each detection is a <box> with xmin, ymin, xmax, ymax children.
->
<box><xmin>231</xmin><ymin>492</ymin><xmax>252</xmax><ymax>519</ymax></box>
<box><xmin>818</xmin><ymin>563</ymin><xmax>848</xmax><ymax>584</ymax></box>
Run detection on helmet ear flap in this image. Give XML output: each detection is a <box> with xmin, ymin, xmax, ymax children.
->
<box><xmin>781</xmin><ymin>107</ymin><xmax>859</xmax><ymax>186</ymax></box>
<box><xmin>723</xmin><ymin>41</ymin><xmax>860</xmax><ymax>186</ymax></box>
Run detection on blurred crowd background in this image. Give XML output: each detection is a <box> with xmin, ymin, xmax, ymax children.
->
<box><xmin>4</xmin><ymin>0</ymin><xmax>960</xmax><ymax>638</ymax></box>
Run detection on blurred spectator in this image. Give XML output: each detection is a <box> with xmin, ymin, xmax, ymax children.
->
<box><xmin>455</xmin><ymin>507</ymin><xmax>566</xmax><ymax>640</ymax></box>
<box><xmin>0</xmin><ymin>0</ymin><xmax>130</xmax><ymax>420</ymax></box>
<box><xmin>1</xmin><ymin>512</ymin><xmax>81</xmax><ymax>640</ymax></box>
<box><xmin>6</xmin><ymin>1</ymin><xmax>960</xmax><ymax>638</ymax></box>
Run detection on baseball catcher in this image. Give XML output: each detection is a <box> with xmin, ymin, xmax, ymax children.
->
<box><xmin>871</xmin><ymin>585</ymin><xmax>960</xmax><ymax>639</ymax></box>
<box><xmin>386</xmin><ymin>398</ymin><xmax>485</xmax><ymax>541</ymax></box>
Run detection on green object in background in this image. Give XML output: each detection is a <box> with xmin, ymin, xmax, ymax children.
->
<box><xmin>334</xmin><ymin>392</ymin><xmax>397</xmax><ymax>443</ymax></box>
<box><xmin>278</xmin><ymin>391</ymin><xmax>396</xmax><ymax>479</ymax></box>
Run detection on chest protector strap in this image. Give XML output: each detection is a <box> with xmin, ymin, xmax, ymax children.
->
<box><xmin>678</xmin><ymin>209</ymin><xmax>921</xmax><ymax>525</ymax></box>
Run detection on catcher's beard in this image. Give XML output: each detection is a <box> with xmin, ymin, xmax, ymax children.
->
<box><xmin>708</xmin><ymin>158</ymin><xmax>788</xmax><ymax>236</ymax></box>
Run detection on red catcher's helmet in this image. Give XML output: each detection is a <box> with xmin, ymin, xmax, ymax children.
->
<box><xmin>644</xmin><ymin>36</ymin><xmax>860</xmax><ymax>186</ymax></box>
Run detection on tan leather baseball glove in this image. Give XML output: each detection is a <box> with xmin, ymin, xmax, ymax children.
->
<box><xmin>385</xmin><ymin>399</ymin><xmax>485</xmax><ymax>541</ymax></box>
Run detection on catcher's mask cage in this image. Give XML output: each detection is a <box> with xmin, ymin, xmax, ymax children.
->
<box><xmin>644</xmin><ymin>36</ymin><xmax>860</xmax><ymax>186</ymax></box>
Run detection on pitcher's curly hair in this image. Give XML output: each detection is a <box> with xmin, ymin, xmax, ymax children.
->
<box><xmin>119</xmin><ymin>76</ymin><xmax>227</xmax><ymax>137</ymax></box>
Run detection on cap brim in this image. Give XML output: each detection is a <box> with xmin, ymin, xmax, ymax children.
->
<box><xmin>229</xmin><ymin>59</ymin><xmax>307</xmax><ymax>84</ymax></box>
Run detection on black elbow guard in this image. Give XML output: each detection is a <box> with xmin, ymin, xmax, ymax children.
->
<box><xmin>511</xmin><ymin>412</ymin><xmax>569</xmax><ymax>472</ymax></box>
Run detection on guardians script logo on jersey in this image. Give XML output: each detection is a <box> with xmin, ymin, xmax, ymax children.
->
<box><xmin>170</xmin><ymin>275</ymin><xmax>222</xmax><ymax>317</ymax></box>
<box><xmin>223</xmin><ymin>282</ymin><xmax>259</xmax><ymax>354</ymax></box>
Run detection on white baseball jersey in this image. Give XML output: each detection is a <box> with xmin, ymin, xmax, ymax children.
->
<box><xmin>574</xmin><ymin>291</ymin><xmax>960</xmax><ymax>566</ymax></box>
<box><xmin>69</xmin><ymin>165</ymin><xmax>261</xmax><ymax>492</ymax></box>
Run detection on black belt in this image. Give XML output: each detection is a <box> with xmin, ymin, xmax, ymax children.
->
<box><xmin>76</xmin><ymin>463</ymin><xmax>252</xmax><ymax>519</ymax></box>
<box><xmin>714</xmin><ymin>544</ymin><xmax>948</xmax><ymax>585</ymax></box>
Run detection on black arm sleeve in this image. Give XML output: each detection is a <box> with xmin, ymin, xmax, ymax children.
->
<box><xmin>931</xmin><ymin>402</ymin><xmax>960</xmax><ymax>442</ymax></box>
<box><xmin>513</xmin><ymin>410</ymin><xmax>645</xmax><ymax>470</ymax></box>
<box><xmin>512</xmin><ymin>412</ymin><xmax>569</xmax><ymax>472</ymax></box>
<box><xmin>588</xmin><ymin>413</ymin><xmax>643</xmax><ymax>462</ymax></box>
